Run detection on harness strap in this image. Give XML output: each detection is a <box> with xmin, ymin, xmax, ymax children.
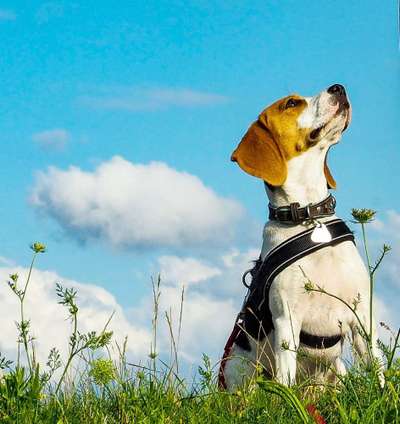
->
<box><xmin>218</xmin><ymin>323</ymin><xmax>241</xmax><ymax>389</ymax></box>
<box><xmin>254</xmin><ymin>219</ymin><xmax>354</xmax><ymax>310</ymax></box>
<box><xmin>300</xmin><ymin>331</ymin><xmax>342</xmax><ymax>349</ymax></box>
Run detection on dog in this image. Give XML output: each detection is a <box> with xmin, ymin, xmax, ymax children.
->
<box><xmin>222</xmin><ymin>84</ymin><xmax>383</xmax><ymax>389</ymax></box>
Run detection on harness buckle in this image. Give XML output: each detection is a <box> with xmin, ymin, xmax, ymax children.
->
<box><xmin>289</xmin><ymin>202</ymin><xmax>301</xmax><ymax>223</ymax></box>
<box><xmin>306</xmin><ymin>204</ymin><xmax>313</xmax><ymax>221</ymax></box>
<box><xmin>305</xmin><ymin>203</ymin><xmax>320</xmax><ymax>225</ymax></box>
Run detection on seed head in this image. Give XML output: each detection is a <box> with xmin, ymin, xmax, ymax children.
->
<box><xmin>351</xmin><ymin>208</ymin><xmax>376</xmax><ymax>224</ymax></box>
<box><xmin>281</xmin><ymin>340</ymin><xmax>290</xmax><ymax>350</ymax></box>
<box><xmin>89</xmin><ymin>358</ymin><xmax>116</xmax><ymax>386</ymax></box>
<box><xmin>304</xmin><ymin>281</ymin><xmax>314</xmax><ymax>292</ymax></box>
<box><xmin>30</xmin><ymin>242</ymin><xmax>46</xmax><ymax>253</ymax></box>
<box><xmin>9</xmin><ymin>273</ymin><xmax>18</xmax><ymax>283</ymax></box>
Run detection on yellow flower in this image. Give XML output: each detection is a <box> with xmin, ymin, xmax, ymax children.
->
<box><xmin>351</xmin><ymin>208</ymin><xmax>376</xmax><ymax>224</ymax></box>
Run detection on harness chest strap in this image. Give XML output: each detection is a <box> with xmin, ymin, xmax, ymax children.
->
<box><xmin>253</xmin><ymin>218</ymin><xmax>355</xmax><ymax>311</ymax></box>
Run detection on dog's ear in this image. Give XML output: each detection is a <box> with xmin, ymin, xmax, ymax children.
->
<box><xmin>324</xmin><ymin>153</ymin><xmax>336</xmax><ymax>189</ymax></box>
<box><xmin>231</xmin><ymin>120</ymin><xmax>287</xmax><ymax>186</ymax></box>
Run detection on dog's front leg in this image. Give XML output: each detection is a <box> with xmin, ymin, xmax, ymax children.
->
<box><xmin>273</xmin><ymin>316</ymin><xmax>300</xmax><ymax>386</ymax></box>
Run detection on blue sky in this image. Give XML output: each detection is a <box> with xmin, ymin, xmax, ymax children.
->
<box><xmin>0</xmin><ymin>1</ymin><xmax>398</xmax><ymax>367</ymax></box>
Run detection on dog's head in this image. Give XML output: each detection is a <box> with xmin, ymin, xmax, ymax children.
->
<box><xmin>231</xmin><ymin>84</ymin><xmax>351</xmax><ymax>189</ymax></box>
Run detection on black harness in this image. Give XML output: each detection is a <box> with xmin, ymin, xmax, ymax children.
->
<box><xmin>232</xmin><ymin>218</ymin><xmax>355</xmax><ymax>352</ymax></box>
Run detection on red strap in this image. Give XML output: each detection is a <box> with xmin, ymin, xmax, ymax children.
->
<box><xmin>306</xmin><ymin>404</ymin><xmax>327</xmax><ymax>424</ymax></box>
<box><xmin>218</xmin><ymin>323</ymin><xmax>241</xmax><ymax>389</ymax></box>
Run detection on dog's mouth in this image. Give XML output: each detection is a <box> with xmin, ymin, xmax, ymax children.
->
<box><xmin>309</xmin><ymin>125</ymin><xmax>325</xmax><ymax>141</ymax></box>
<box><xmin>309</xmin><ymin>101</ymin><xmax>351</xmax><ymax>144</ymax></box>
<box><xmin>342</xmin><ymin>101</ymin><xmax>352</xmax><ymax>131</ymax></box>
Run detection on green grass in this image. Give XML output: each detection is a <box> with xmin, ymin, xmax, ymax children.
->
<box><xmin>0</xmin><ymin>211</ymin><xmax>399</xmax><ymax>423</ymax></box>
<box><xmin>0</xmin><ymin>357</ymin><xmax>399</xmax><ymax>423</ymax></box>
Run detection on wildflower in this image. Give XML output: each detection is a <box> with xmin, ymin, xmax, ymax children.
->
<box><xmin>351</xmin><ymin>208</ymin><xmax>376</xmax><ymax>224</ymax></box>
<box><xmin>30</xmin><ymin>242</ymin><xmax>46</xmax><ymax>253</ymax></box>
<box><xmin>304</xmin><ymin>281</ymin><xmax>314</xmax><ymax>292</ymax></box>
<box><xmin>379</xmin><ymin>321</ymin><xmax>391</xmax><ymax>331</ymax></box>
<box><xmin>255</xmin><ymin>362</ymin><xmax>263</xmax><ymax>375</ymax></box>
<box><xmin>9</xmin><ymin>273</ymin><xmax>18</xmax><ymax>283</ymax></box>
<box><xmin>352</xmin><ymin>293</ymin><xmax>361</xmax><ymax>310</ymax></box>
<box><xmin>281</xmin><ymin>340</ymin><xmax>290</xmax><ymax>350</ymax></box>
<box><xmin>148</xmin><ymin>351</ymin><xmax>157</xmax><ymax>359</ymax></box>
<box><xmin>89</xmin><ymin>358</ymin><xmax>116</xmax><ymax>386</ymax></box>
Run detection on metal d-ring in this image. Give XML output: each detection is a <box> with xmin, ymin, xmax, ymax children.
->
<box><xmin>241</xmin><ymin>268</ymin><xmax>253</xmax><ymax>289</ymax></box>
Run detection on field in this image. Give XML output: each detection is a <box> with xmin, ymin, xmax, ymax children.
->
<box><xmin>0</xmin><ymin>211</ymin><xmax>399</xmax><ymax>423</ymax></box>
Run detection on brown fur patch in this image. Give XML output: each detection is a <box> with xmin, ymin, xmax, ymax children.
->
<box><xmin>232</xmin><ymin>93</ymin><xmax>336</xmax><ymax>188</ymax></box>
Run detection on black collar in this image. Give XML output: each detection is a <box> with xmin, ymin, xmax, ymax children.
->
<box><xmin>268</xmin><ymin>194</ymin><xmax>336</xmax><ymax>224</ymax></box>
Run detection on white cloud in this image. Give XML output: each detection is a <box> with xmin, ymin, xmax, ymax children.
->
<box><xmin>135</xmin><ymin>249</ymin><xmax>258</xmax><ymax>363</ymax></box>
<box><xmin>375</xmin><ymin>296</ymin><xmax>398</xmax><ymax>336</ymax></box>
<box><xmin>158</xmin><ymin>256</ymin><xmax>221</xmax><ymax>286</ymax></box>
<box><xmin>0</xmin><ymin>256</ymin><xmax>15</xmax><ymax>266</ymax></box>
<box><xmin>30</xmin><ymin>156</ymin><xmax>244</xmax><ymax>249</ymax></box>
<box><xmin>149</xmin><ymin>252</ymin><xmax>253</xmax><ymax>363</ymax></box>
<box><xmin>80</xmin><ymin>87</ymin><xmax>229</xmax><ymax>111</ymax></box>
<box><xmin>370</xmin><ymin>210</ymin><xmax>400</xmax><ymax>289</ymax></box>
<box><xmin>32</xmin><ymin>129</ymin><xmax>70</xmax><ymax>151</ymax></box>
<box><xmin>0</xmin><ymin>9</ymin><xmax>16</xmax><ymax>21</ymax></box>
<box><xmin>157</xmin><ymin>286</ymin><xmax>237</xmax><ymax>363</ymax></box>
<box><xmin>0</xmin><ymin>249</ymin><xmax>249</xmax><ymax>371</ymax></box>
<box><xmin>0</xmin><ymin>265</ymin><xmax>151</xmax><ymax>366</ymax></box>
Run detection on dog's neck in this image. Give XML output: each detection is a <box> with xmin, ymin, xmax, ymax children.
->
<box><xmin>266</xmin><ymin>144</ymin><xmax>330</xmax><ymax>208</ymax></box>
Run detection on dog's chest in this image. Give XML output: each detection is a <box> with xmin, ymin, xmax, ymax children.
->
<box><xmin>262</xmin><ymin>220</ymin><xmax>369</xmax><ymax>334</ymax></box>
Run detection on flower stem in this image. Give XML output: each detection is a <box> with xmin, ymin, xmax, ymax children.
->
<box><xmin>361</xmin><ymin>223</ymin><xmax>374</xmax><ymax>343</ymax></box>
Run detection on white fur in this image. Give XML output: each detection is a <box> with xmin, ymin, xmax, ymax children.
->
<box><xmin>224</xmin><ymin>89</ymin><xmax>384</xmax><ymax>389</ymax></box>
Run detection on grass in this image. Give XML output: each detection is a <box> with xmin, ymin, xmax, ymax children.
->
<box><xmin>0</xmin><ymin>210</ymin><xmax>399</xmax><ymax>423</ymax></box>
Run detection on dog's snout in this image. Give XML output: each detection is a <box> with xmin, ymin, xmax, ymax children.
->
<box><xmin>327</xmin><ymin>84</ymin><xmax>346</xmax><ymax>97</ymax></box>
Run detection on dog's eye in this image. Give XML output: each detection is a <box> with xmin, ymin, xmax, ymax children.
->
<box><xmin>285</xmin><ymin>98</ymin><xmax>299</xmax><ymax>109</ymax></box>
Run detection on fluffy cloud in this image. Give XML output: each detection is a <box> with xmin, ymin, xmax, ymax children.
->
<box><xmin>0</xmin><ymin>249</ymin><xmax>251</xmax><ymax>370</ymax></box>
<box><xmin>30</xmin><ymin>156</ymin><xmax>244</xmax><ymax>249</ymax></box>
<box><xmin>375</xmin><ymin>296</ymin><xmax>398</xmax><ymax>341</ymax></box>
<box><xmin>370</xmin><ymin>210</ymin><xmax>400</xmax><ymax>290</ymax></box>
<box><xmin>158</xmin><ymin>256</ymin><xmax>221</xmax><ymax>286</ymax></box>
<box><xmin>32</xmin><ymin>129</ymin><xmax>70</xmax><ymax>150</ymax></box>
<box><xmin>80</xmin><ymin>86</ymin><xmax>229</xmax><ymax>111</ymax></box>
<box><xmin>0</xmin><ymin>265</ymin><xmax>151</xmax><ymax>366</ymax></box>
<box><xmin>156</xmin><ymin>286</ymin><xmax>237</xmax><ymax>364</ymax></box>
<box><xmin>132</xmin><ymin>250</ymin><xmax>257</xmax><ymax>364</ymax></box>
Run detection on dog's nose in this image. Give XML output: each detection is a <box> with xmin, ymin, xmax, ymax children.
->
<box><xmin>327</xmin><ymin>84</ymin><xmax>346</xmax><ymax>97</ymax></box>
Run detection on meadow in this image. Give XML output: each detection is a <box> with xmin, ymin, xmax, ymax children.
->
<box><xmin>0</xmin><ymin>210</ymin><xmax>399</xmax><ymax>424</ymax></box>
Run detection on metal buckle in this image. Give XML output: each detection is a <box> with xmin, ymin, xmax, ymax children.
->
<box><xmin>290</xmin><ymin>202</ymin><xmax>301</xmax><ymax>223</ymax></box>
<box><xmin>306</xmin><ymin>204</ymin><xmax>313</xmax><ymax>220</ymax></box>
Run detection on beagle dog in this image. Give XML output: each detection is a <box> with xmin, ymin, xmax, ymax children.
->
<box><xmin>223</xmin><ymin>84</ymin><xmax>383</xmax><ymax>388</ymax></box>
